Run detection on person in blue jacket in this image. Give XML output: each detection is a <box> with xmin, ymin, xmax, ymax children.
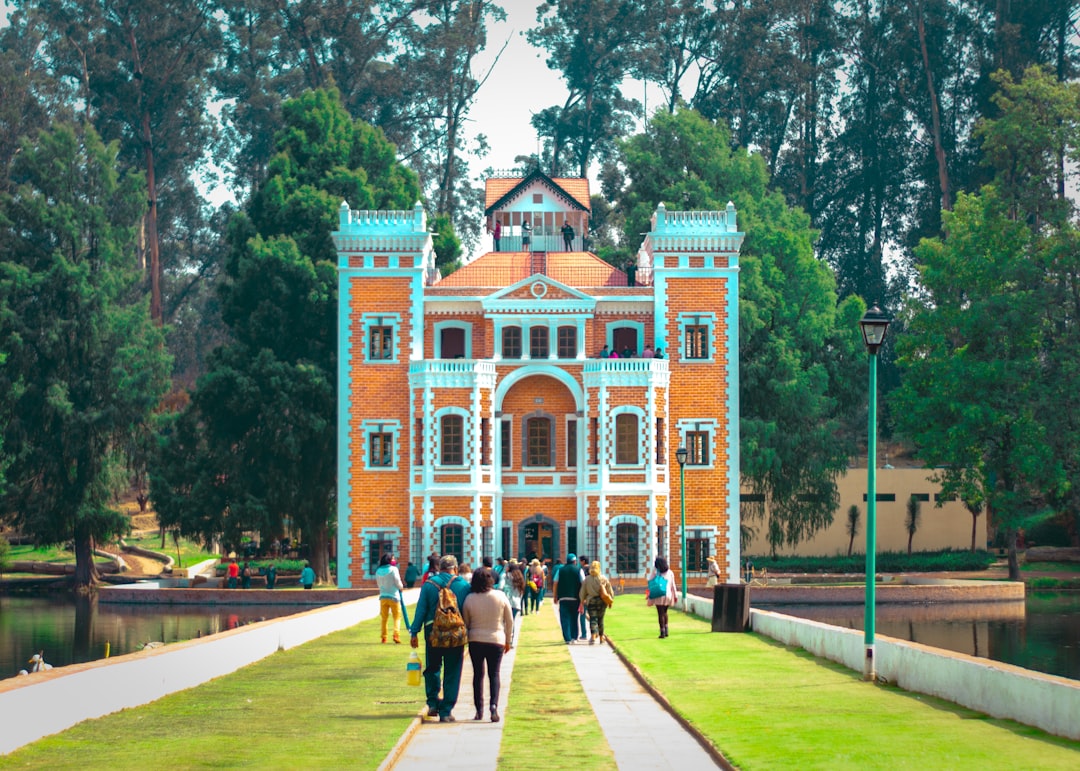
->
<box><xmin>300</xmin><ymin>562</ymin><xmax>316</xmax><ymax>589</ymax></box>
<box><xmin>409</xmin><ymin>555</ymin><xmax>471</xmax><ymax>722</ymax></box>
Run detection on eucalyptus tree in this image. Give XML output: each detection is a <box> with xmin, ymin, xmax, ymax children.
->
<box><xmin>527</xmin><ymin>0</ymin><xmax>646</xmax><ymax>176</ymax></box>
<box><xmin>615</xmin><ymin>108</ymin><xmax>865</xmax><ymax>549</ymax></box>
<box><xmin>0</xmin><ymin>124</ymin><xmax>171</xmax><ymax>590</ymax></box>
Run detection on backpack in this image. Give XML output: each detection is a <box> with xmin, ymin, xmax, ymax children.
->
<box><xmin>429</xmin><ymin>579</ymin><xmax>467</xmax><ymax>648</ymax></box>
<box><xmin>647</xmin><ymin>573</ymin><xmax>669</xmax><ymax>600</ymax></box>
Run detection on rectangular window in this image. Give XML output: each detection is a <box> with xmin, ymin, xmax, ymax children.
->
<box><xmin>687</xmin><ymin>430</ymin><xmax>710</xmax><ymax>465</ymax></box>
<box><xmin>616</xmin><ymin>522</ymin><xmax>638</xmax><ymax>574</ymax></box>
<box><xmin>368</xmin><ymin>538</ymin><xmax>393</xmax><ymax>576</ymax></box>
<box><xmin>687</xmin><ymin>537</ymin><xmax>709</xmax><ymax>572</ymax></box>
<box><xmin>863</xmin><ymin>493</ymin><xmax>896</xmax><ymax>502</ymax></box>
<box><xmin>530</xmin><ymin>326</ymin><xmax>549</xmax><ymax>358</ymax></box>
<box><xmin>615</xmin><ymin>414</ymin><xmax>639</xmax><ymax>465</ymax></box>
<box><xmin>369</xmin><ymin>432</ymin><xmax>393</xmax><ymax>467</ymax></box>
<box><xmin>912</xmin><ymin>493</ymin><xmax>931</xmax><ymax>502</ymax></box>
<box><xmin>501</xmin><ymin>524</ymin><xmax>512</xmax><ymax>559</ymax></box>
<box><xmin>500</xmin><ymin>420</ymin><xmax>512</xmax><ymax>468</ymax></box>
<box><xmin>655</xmin><ymin>418</ymin><xmax>665</xmax><ymax>464</ymax></box>
<box><xmin>526</xmin><ymin>417</ymin><xmax>551</xmax><ymax>467</ymax></box>
<box><xmin>567</xmin><ymin>418</ymin><xmax>578</xmax><ymax>467</ymax></box>
<box><xmin>370</xmin><ymin>326</ymin><xmax>393</xmax><ymax>360</ymax></box>
<box><xmin>567</xmin><ymin>525</ymin><xmax>578</xmax><ymax>556</ymax></box>
<box><xmin>441</xmin><ymin>415</ymin><xmax>464</xmax><ymax>466</ymax></box>
<box><xmin>441</xmin><ymin>524</ymin><xmax>463</xmax><ymax>564</ymax></box>
<box><xmin>480</xmin><ymin>418</ymin><xmax>491</xmax><ymax>465</ymax></box>
<box><xmin>557</xmin><ymin>326</ymin><xmax>577</xmax><ymax>358</ymax></box>
<box><xmin>590</xmin><ymin>417</ymin><xmax>599</xmax><ymax>465</ymax></box>
<box><xmin>685</xmin><ymin>325</ymin><xmax>709</xmax><ymax>359</ymax></box>
<box><xmin>415</xmin><ymin>419</ymin><xmax>424</xmax><ymax>467</ymax></box>
<box><xmin>503</xmin><ymin>327</ymin><xmax>522</xmax><ymax>359</ymax></box>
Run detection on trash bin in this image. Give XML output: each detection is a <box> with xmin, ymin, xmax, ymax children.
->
<box><xmin>711</xmin><ymin>583</ymin><xmax>749</xmax><ymax>632</ymax></box>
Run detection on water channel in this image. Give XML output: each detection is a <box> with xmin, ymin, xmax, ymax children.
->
<box><xmin>1</xmin><ymin>594</ymin><xmax>303</xmax><ymax>679</ymax></box>
<box><xmin>4</xmin><ymin>592</ymin><xmax>1078</xmax><ymax>683</ymax></box>
<box><xmin>766</xmin><ymin>591</ymin><xmax>1080</xmax><ymax>682</ymax></box>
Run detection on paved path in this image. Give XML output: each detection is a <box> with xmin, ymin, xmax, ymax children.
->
<box><xmin>567</xmin><ymin>637</ymin><xmax>722</xmax><ymax>769</ymax></box>
<box><xmin>389</xmin><ymin>614</ymin><xmax>521</xmax><ymax>770</ymax></box>
<box><xmin>389</xmin><ymin>601</ymin><xmax>722</xmax><ymax>770</ymax></box>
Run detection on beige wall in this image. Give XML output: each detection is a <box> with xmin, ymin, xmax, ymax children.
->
<box><xmin>744</xmin><ymin>468</ymin><xmax>986</xmax><ymax>556</ymax></box>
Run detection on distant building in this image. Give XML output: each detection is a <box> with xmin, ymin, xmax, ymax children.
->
<box><xmin>334</xmin><ymin>171</ymin><xmax>744</xmax><ymax>587</ymax></box>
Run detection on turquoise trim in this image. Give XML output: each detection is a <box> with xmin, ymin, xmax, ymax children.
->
<box><xmin>360</xmin><ymin>419</ymin><xmax>403</xmax><ymax>471</ymax></box>
<box><xmin>361</xmin><ymin>312</ymin><xmax>403</xmax><ymax>364</ymax></box>
<box><xmin>607</xmin><ymin>320</ymin><xmax>646</xmax><ymax>353</ymax></box>
<box><xmin>337</xmin><ymin>274</ymin><xmax>354</xmax><ymax>588</ymax></box>
<box><xmin>725</xmin><ymin>258</ymin><xmax>741</xmax><ymax>582</ymax></box>
<box><xmin>677</xmin><ymin>311</ymin><xmax>718</xmax><ymax>364</ymax></box>
<box><xmin>434</xmin><ymin>320</ymin><xmax>473</xmax><ymax>359</ymax></box>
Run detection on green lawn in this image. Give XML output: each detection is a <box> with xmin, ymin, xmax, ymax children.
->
<box><xmin>499</xmin><ymin>606</ymin><xmax>616</xmax><ymax>769</ymax></box>
<box><xmin>606</xmin><ymin>602</ymin><xmax>1080</xmax><ymax>771</ymax></box>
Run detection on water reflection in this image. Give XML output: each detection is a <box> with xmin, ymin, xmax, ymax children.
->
<box><xmin>1</xmin><ymin>594</ymin><xmax>301</xmax><ymax>680</ymax></box>
<box><xmin>765</xmin><ymin>593</ymin><xmax>1080</xmax><ymax>682</ymax></box>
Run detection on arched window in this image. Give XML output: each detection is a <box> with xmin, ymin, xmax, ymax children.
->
<box><xmin>616</xmin><ymin>522</ymin><xmax>638</xmax><ymax>574</ymax></box>
<box><xmin>502</xmin><ymin>326</ymin><xmax>522</xmax><ymax>359</ymax></box>
<box><xmin>441</xmin><ymin>523</ymin><xmax>464</xmax><ymax>564</ymax></box>
<box><xmin>440</xmin><ymin>415</ymin><xmax>464</xmax><ymax>466</ymax></box>
<box><xmin>525</xmin><ymin>415</ymin><xmax>553</xmax><ymax>467</ymax></box>
<box><xmin>615</xmin><ymin>414</ymin><xmax>639</xmax><ymax>465</ymax></box>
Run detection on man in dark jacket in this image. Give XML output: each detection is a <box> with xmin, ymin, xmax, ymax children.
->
<box><xmin>409</xmin><ymin>555</ymin><xmax>471</xmax><ymax>722</ymax></box>
<box><xmin>552</xmin><ymin>553</ymin><xmax>583</xmax><ymax>643</ymax></box>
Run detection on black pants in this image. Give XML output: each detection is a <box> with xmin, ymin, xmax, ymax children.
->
<box><xmin>656</xmin><ymin>605</ymin><xmax>669</xmax><ymax>633</ymax></box>
<box><xmin>468</xmin><ymin>641</ymin><xmax>505</xmax><ymax>713</ymax></box>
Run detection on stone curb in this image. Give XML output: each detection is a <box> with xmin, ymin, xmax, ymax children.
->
<box><xmin>605</xmin><ymin>631</ymin><xmax>736</xmax><ymax>771</ymax></box>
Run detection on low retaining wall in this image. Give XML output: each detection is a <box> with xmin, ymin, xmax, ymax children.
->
<box><xmin>0</xmin><ymin>589</ymin><xmax>418</xmax><ymax>755</ymax></box>
<box><xmin>748</xmin><ymin>576</ymin><xmax>1025</xmax><ymax>605</ymax></box>
<box><xmin>719</xmin><ymin>600</ymin><xmax>1080</xmax><ymax>742</ymax></box>
<box><xmin>98</xmin><ymin>586</ymin><xmax>377</xmax><ymax>605</ymax></box>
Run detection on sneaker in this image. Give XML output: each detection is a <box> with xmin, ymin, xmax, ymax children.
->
<box><xmin>427</xmin><ymin>707</ymin><xmax>439</xmax><ymax>717</ymax></box>
<box><xmin>440</xmin><ymin>714</ymin><xmax>456</xmax><ymax>723</ymax></box>
<box><xmin>589</xmin><ymin>637</ymin><xmax>595</xmax><ymax>645</ymax></box>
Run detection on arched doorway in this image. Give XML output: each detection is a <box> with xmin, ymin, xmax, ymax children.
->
<box><xmin>520</xmin><ymin>515</ymin><xmax>559</xmax><ymax>562</ymax></box>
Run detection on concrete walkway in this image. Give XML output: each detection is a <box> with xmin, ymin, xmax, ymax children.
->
<box><xmin>568</xmin><ymin>638</ymin><xmax>723</xmax><ymax>769</ymax></box>
<box><xmin>388</xmin><ymin>603</ymin><xmax>724</xmax><ymax>770</ymax></box>
<box><xmin>389</xmin><ymin>614</ymin><xmax>521</xmax><ymax>770</ymax></box>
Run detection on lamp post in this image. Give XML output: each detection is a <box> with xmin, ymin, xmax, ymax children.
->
<box><xmin>859</xmin><ymin>304</ymin><xmax>891</xmax><ymax>681</ymax></box>
<box><xmin>676</xmin><ymin>446</ymin><xmax>688</xmax><ymax>610</ymax></box>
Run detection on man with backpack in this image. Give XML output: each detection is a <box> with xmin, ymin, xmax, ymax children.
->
<box><xmin>409</xmin><ymin>555</ymin><xmax>471</xmax><ymax>722</ymax></box>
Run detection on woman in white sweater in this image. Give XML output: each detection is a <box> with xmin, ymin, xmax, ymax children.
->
<box><xmin>462</xmin><ymin>567</ymin><xmax>514</xmax><ymax>722</ymax></box>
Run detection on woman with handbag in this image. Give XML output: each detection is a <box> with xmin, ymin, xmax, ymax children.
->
<box><xmin>579</xmin><ymin>561</ymin><xmax>614</xmax><ymax>644</ymax></box>
<box><xmin>646</xmin><ymin>556</ymin><xmax>678</xmax><ymax>638</ymax></box>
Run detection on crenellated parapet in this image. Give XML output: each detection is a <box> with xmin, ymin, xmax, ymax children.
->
<box><xmin>641</xmin><ymin>202</ymin><xmax>744</xmax><ymax>266</ymax></box>
<box><xmin>333</xmin><ymin>201</ymin><xmax>438</xmax><ymax>283</ymax></box>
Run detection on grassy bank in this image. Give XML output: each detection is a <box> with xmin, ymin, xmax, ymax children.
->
<box><xmin>0</xmin><ymin>616</ymin><xmax>417</xmax><ymax>769</ymax></box>
<box><xmin>745</xmin><ymin>549</ymin><xmax>997</xmax><ymax>574</ymax></box>
<box><xmin>498</xmin><ymin>605</ymin><xmax>615</xmax><ymax>769</ymax></box>
<box><xmin>605</xmin><ymin>602</ymin><xmax>1080</xmax><ymax>770</ymax></box>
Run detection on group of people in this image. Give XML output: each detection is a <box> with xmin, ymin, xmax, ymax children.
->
<box><xmin>394</xmin><ymin>549</ymin><xmax>688</xmax><ymax>726</ymax></box>
<box><xmin>224</xmin><ymin>557</ymin><xmax>280</xmax><ymax>589</ymax></box>
<box><xmin>408</xmin><ymin>555</ymin><xmax>514</xmax><ymax>723</ymax></box>
<box><xmin>487</xmin><ymin>220</ymin><xmax>579</xmax><ymax>252</ymax></box>
<box><xmin>597</xmin><ymin>344</ymin><xmax>664</xmax><ymax>360</ymax></box>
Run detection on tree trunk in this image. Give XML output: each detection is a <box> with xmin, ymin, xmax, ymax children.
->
<box><xmin>1005</xmin><ymin>526</ymin><xmax>1020</xmax><ymax>580</ymax></box>
<box><xmin>971</xmin><ymin>512</ymin><xmax>978</xmax><ymax>552</ymax></box>
<box><xmin>847</xmin><ymin>535</ymin><xmax>854</xmax><ymax>556</ymax></box>
<box><xmin>916</xmin><ymin>5</ymin><xmax>951</xmax><ymax>211</ymax></box>
<box><xmin>907</xmin><ymin>533</ymin><xmax>913</xmax><ymax>555</ymax></box>
<box><xmin>309</xmin><ymin>521</ymin><xmax>331</xmax><ymax>585</ymax></box>
<box><xmin>72</xmin><ymin>528</ymin><xmax>100</xmax><ymax>594</ymax></box>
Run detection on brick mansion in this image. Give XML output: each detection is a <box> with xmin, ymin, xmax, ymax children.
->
<box><xmin>335</xmin><ymin>171</ymin><xmax>744</xmax><ymax>587</ymax></box>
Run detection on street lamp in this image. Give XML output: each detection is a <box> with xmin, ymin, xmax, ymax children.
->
<box><xmin>675</xmin><ymin>446</ymin><xmax>689</xmax><ymax>610</ymax></box>
<box><xmin>859</xmin><ymin>304</ymin><xmax>891</xmax><ymax>681</ymax></box>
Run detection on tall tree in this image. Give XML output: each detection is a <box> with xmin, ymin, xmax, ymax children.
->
<box><xmin>153</xmin><ymin>89</ymin><xmax>421</xmax><ymax>583</ymax></box>
<box><xmin>527</xmin><ymin>0</ymin><xmax>646</xmax><ymax>176</ymax></box>
<box><xmin>21</xmin><ymin>0</ymin><xmax>222</xmax><ymax>325</ymax></box>
<box><xmin>615</xmin><ymin>108</ymin><xmax>865</xmax><ymax>548</ymax></box>
<box><xmin>0</xmin><ymin>123</ymin><xmax>171</xmax><ymax>590</ymax></box>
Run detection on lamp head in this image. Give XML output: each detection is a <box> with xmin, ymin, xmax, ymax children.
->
<box><xmin>675</xmin><ymin>447</ymin><xmax>688</xmax><ymax>467</ymax></box>
<box><xmin>859</xmin><ymin>305</ymin><xmax>891</xmax><ymax>354</ymax></box>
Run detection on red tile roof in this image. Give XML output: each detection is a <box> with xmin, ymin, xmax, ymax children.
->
<box><xmin>484</xmin><ymin>176</ymin><xmax>591</xmax><ymax>211</ymax></box>
<box><xmin>435</xmin><ymin>250</ymin><xmax>627</xmax><ymax>289</ymax></box>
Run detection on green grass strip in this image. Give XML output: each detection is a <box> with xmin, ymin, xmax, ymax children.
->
<box><xmin>0</xmin><ymin>615</ymin><xmax>419</xmax><ymax>769</ymax></box>
<box><xmin>499</xmin><ymin>605</ymin><xmax>616</xmax><ymax>769</ymax></box>
<box><xmin>605</xmin><ymin>602</ymin><xmax>1080</xmax><ymax>770</ymax></box>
